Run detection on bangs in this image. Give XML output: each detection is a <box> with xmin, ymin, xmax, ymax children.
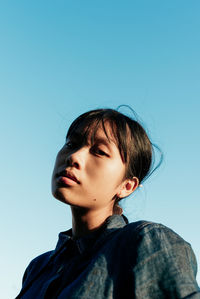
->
<box><xmin>65</xmin><ymin>108</ymin><xmax>157</xmax><ymax>183</ymax></box>
<box><xmin>66</xmin><ymin>109</ymin><xmax>130</xmax><ymax>163</ymax></box>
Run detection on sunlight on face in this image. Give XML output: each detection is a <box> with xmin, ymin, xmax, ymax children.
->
<box><xmin>51</xmin><ymin>123</ymin><xmax>127</xmax><ymax>212</ymax></box>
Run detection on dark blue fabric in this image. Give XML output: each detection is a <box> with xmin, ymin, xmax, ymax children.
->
<box><xmin>16</xmin><ymin>215</ymin><xmax>200</xmax><ymax>298</ymax></box>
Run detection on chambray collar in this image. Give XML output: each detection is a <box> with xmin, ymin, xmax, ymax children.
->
<box><xmin>55</xmin><ymin>214</ymin><xmax>127</xmax><ymax>255</ymax></box>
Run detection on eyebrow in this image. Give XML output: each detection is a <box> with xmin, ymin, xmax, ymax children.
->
<box><xmin>66</xmin><ymin>132</ymin><xmax>83</xmax><ymax>141</ymax></box>
<box><xmin>93</xmin><ymin>137</ymin><xmax>115</xmax><ymax>147</ymax></box>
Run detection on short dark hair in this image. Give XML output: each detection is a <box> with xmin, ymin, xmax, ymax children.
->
<box><xmin>66</xmin><ymin>108</ymin><xmax>162</xmax><ymax>184</ymax></box>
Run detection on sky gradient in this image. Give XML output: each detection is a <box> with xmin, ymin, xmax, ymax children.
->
<box><xmin>0</xmin><ymin>1</ymin><xmax>200</xmax><ymax>298</ymax></box>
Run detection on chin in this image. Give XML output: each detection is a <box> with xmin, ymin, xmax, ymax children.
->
<box><xmin>52</xmin><ymin>189</ymin><xmax>79</xmax><ymax>207</ymax></box>
<box><xmin>52</xmin><ymin>188</ymin><xmax>69</xmax><ymax>204</ymax></box>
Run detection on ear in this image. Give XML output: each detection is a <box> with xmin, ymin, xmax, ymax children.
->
<box><xmin>117</xmin><ymin>177</ymin><xmax>139</xmax><ymax>199</ymax></box>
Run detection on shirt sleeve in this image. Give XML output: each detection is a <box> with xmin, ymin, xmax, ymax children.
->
<box><xmin>131</xmin><ymin>224</ymin><xmax>200</xmax><ymax>299</ymax></box>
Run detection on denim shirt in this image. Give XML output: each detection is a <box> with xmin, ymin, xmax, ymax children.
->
<box><xmin>16</xmin><ymin>215</ymin><xmax>200</xmax><ymax>299</ymax></box>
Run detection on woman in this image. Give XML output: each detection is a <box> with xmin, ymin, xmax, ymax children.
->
<box><xmin>16</xmin><ymin>108</ymin><xmax>200</xmax><ymax>298</ymax></box>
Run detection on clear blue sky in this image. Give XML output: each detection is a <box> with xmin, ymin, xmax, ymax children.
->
<box><xmin>1</xmin><ymin>1</ymin><xmax>199</xmax><ymax>297</ymax></box>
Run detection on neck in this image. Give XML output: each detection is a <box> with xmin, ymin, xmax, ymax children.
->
<box><xmin>71</xmin><ymin>206</ymin><xmax>113</xmax><ymax>239</ymax></box>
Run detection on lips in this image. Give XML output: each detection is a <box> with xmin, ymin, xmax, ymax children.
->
<box><xmin>57</xmin><ymin>170</ymin><xmax>80</xmax><ymax>184</ymax></box>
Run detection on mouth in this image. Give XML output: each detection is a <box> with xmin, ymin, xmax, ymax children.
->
<box><xmin>57</xmin><ymin>170</ymin><xmax>80</xmax><ymax>184</ymax></box>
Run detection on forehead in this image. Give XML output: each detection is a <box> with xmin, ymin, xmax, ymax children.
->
<box><xmin>67</xmin><ymin>119</ymin><xmax>117</xmax><ymax>145</ymax></box>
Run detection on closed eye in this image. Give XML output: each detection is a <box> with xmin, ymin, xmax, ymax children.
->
<box><xmin>91</xmin><ymin>146</ymin><xmax>109</xmax><ymax>157</ymax></box>
<box><xmin>65</xmin><ymin>141</ymin><xmax>78</xmax><ymax>150</ymax></box>
<box><xmin>65</xmin><ymin>141</ymin><xmax>73</xmax><ymax>149</ymax></box>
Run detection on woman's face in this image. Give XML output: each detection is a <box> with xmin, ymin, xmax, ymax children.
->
<box><xmin>51</xmin><ymin>123</ymin><xmax>127</xmax><ymax>212</ymax></box>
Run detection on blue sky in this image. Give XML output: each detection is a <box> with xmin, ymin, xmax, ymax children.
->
<box><xmin>0</xmin><ymin>1</ymin><xmax>200</xmax><ymax>297</ymax></box>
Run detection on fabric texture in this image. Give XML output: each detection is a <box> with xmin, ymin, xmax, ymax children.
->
<box><xmin>16</xmin><ymin>215</ymin><xmax>200</xmax><ymax>298</ymax></box>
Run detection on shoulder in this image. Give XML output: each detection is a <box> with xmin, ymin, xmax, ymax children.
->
<box><xmin>123</xmin><ymin>220</ymin><xmax>191</xmax><ymax>247</ymax></box>
<box><xmin>27</xmin><ymin>250</ymin><xmax>54</xmax><ymax>268</ymax></box>
<box><xmin>22</xmin><ymin>250</ymin><xmax>53</xmax><ymax>285</ymax></box>
<box><xmin>121</xmin><ymin>221</ymin><xmax>200</xmax><ymax>297</ymax></box>
<box><xmin>122</xmin><ymin>220</ymin><xmax>195</xmax><ymax>261</ymax></box>
<box><xmin>119</xmin><ymin>221</ymin><xmax>197</xmax><ymax>273</ymax></box>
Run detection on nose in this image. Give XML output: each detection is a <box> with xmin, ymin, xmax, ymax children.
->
<box><xmin>65</xmin><ymin>146</ymin><xmax>87</xmax><ymax>170</ymax></box>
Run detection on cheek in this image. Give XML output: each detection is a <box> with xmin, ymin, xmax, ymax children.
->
<box><xmin>87</xmin><ymin>159</ymin><xmax>125</xmax><ymax>188</ymax></box>
<box><xmin>54</xmin><ymin>151</ymin><xmax>66</xmax><ymax>168</ymax></box>
<box><xmin>52</xmin><ymin>153</ymin><xmax>64</xmax><ymax>183</ymax></box>
<box><xmin>52</xmin><ymin>157</ymin><xmax>59</xmax><ymax>176</ymax></box>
